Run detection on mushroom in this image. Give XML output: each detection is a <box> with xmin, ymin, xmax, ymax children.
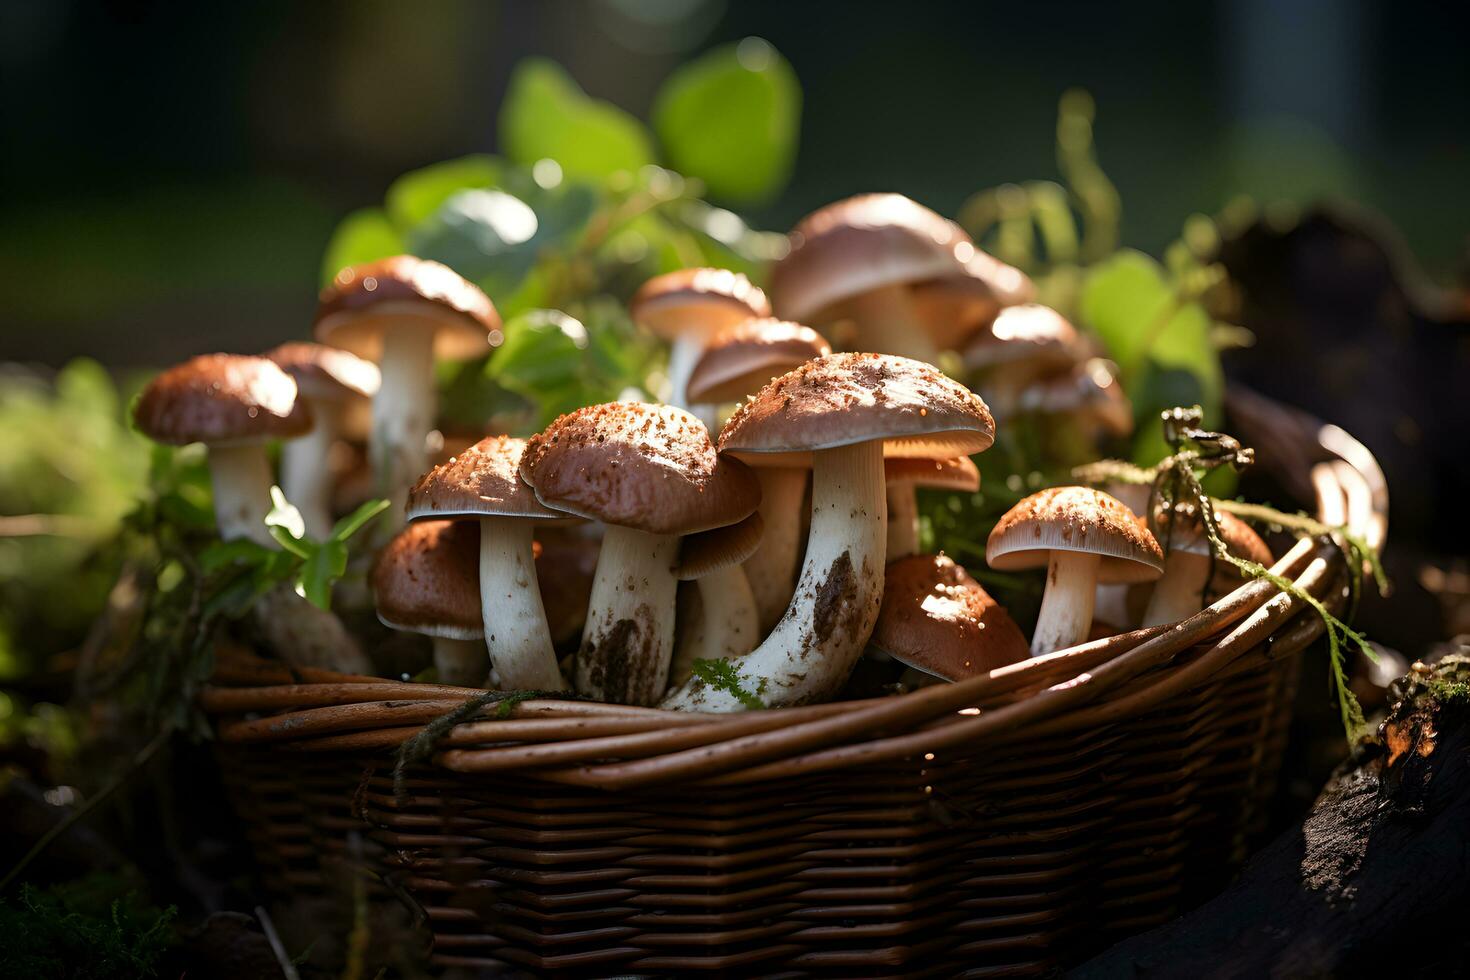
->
<box><xmin>670</xmin><ymin>512</ymin><xmax>765</xmax><ymax>687</ymax></box>
<box><xmin>961</xmin><ymin>247</ymin><xmax>1036</xmax><ymax>307</ymax></box>
<box><xmin>134</xmin><ymin>354</ymin><xmax>312</xmax><ymax>546</ymax></box>
<box><xmin>372</xmin><ymin>520</ymin><xmax>487</xmax><ymax>686</ymax></box>
<box><xmin>406</xmin><ymin>435</ymin><xmax>572</xmax><ymax>691</ymax></box>
<box><xmin>1092</xmin><ymin>481</ymin><xmax>1153</xmax><ymax>631</ymax></box>
<box><xmin>767</xmin><ymin>194</ymin><xmax>971</xmax><ymax>363</ymax></box>
<box><xmin>962</xmin><ymin>304</ymin><xmax>1089</xmax><ymax>419</ymax></box>
<box><xmin>1017</xmin><ymin>357</ymin><xmax>1133</xmax><ymax>441</ymax></box>
<box><xmin>520</xmin><ymin>403</ymin><xmax>760</xmax><ymax>706</ymax></box>
<box><xmin>986</xmin><ymin>487</ymin><xmax>1164</xmax><ymax>657</ymax></box>
<box><xmin>264</xmin><ymin>342</ymin><xmax>380</xmax><ymax>538</ymax></box>
<box><xmin>630</xmin><ymin>268</ymin><xmax>769</xmax><ymax>422</ymax></box>
<box><xmin>1141</xmin><ymin>502</ymin><xmax>1273</xmax><ymax>628</ymax></box>
<box><xmin>315</xmin><ymin>256</ymin><xmax>498</xmax><ymax>518</ymax></box>
<box><xmin>884</xmin><ymin>454</ymin><xmax>980</xmax><ymax>561</ymax></box>
<box><xmin>686</xmin><ymin>317</ymin><xmax>832</xmax><ymax>633</ymax></box>
<box><xmin>872</xmin><ymin>553</ymin><xmax>1029</xmax><ymax>685</ymax></box>
<box><xmin>661</xmin><ymin>353</ymin><xmax>995</xmax><ymax>711</ymax></box>
<box><xmin>907</xmin><ymin>272</ymin><xmax>1003</xmax><ymax>352</ymax></box>
<box><xmin>533</xmin><ymin>525</ymin><xmax>601</xmax><ymax>650</ymax></box>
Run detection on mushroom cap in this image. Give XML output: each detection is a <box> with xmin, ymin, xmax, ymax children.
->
<box><xmin>133</xmin><ymin>353</ymin><xmax>312</xmax><ymax>447</ymax></box>
<box><xmin>630</xmin><ymin>268</ymin><xmax>770</xmax><ymax>341</ymax></box>
<box><xmin>986</xmin><ymin>486</ymin><xmax>1164</xmax><ymax>583</ymax></box>
<box><xmin>768</xmin><ymin>194</ymin><xmax>970</xmax><ymax>322</ymax></box>
<box><xmin>884</xmin><ymin>454</ymin><xmax>980</xmax><ymax>492</ymax></box>
<box><xmin>521</xmin><ymin>402</ymin><xmax>761</xmax><ymax>535</ymax></box>
<box><xmin>962</xmin><ymin>304</ymin><xmax>1086</xmax><ymax>374</ymax></box>
<box><xmin>1151</xmin><ymin>502</ymin><xmax>1274</xmax><ymax>566</ymax></box>
<box><xmin>264</xmin><ymin>341</ymin><xmax>381</xmax><ymax>402</ymax></box>
<box><xmin>717</xmin><ymin>352</ymin><xmax>996</xmax><ymax>466</ymax></box>
<box><xmin>372</xmin><ymin>519</ymin><xmax>483</xmax><ymax>640</ymax></box>
<box><xmin>686</xmin><ymin>318</ymin><xmax>832</xmax><ymax>404</ymax></box>
<box><xmin>907</xmin><ymin>274</ymin><xmax>1002</xmax><ymax>351</ymax></box>
<box><xmin>314</xmin><ymin>256</ymin><xmax>499</xmax><ymax>361</ymax></box>
<box><xmin>962</xmin><ymin>247</ymin><xmax>1036</xmax><ymax>307</ymax></box>
<box><xmin>1019</xmin><ymin>358</ymin><xmax>1133</xmax><ymax>436</ymax></box>
<box><xmin>677</xmin><ymin>511</ymin><xmax>764</xmax><ymax>580</ymax></box>
<box><xmin>872</xmin><ymin>553</ymin><xmax>1029</xmax><ymax>680</ymax></box>
<box><xmin>406</xmin><ymin>434</ymin><xmax>571</xmax><ymax>523</ymax></box>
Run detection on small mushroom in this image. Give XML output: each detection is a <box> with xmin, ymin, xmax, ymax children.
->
<box><xmin>372</xmin><ymin>520</ymin><xmax>487</xmax><ymax>686</ymax></box>
<box><xmin>767</xmin><ymin>194</ymin><xmax>971</xmax><ymax>363</ymax></box>
<box><xmin>1092</xmin><ymin>481</ymin><xmax>1153</xmax><ymax>630</ymax></box>
<box><xmin>872</xmin><ymin>553</ymin><xmax>1029</xmax><ymax>684</ymax></box>
<box><xmin>315</xmin><ymin>257</ymin><xmax>498</xmax><ymax>519</ymax></box>
<box><xmin>407</xmin><ymin>435</ymin><xmax>572</xmax><ymax>691</ymax></box>
<box><xmin>1141</xmin><ymin>502</ymin><xmax>1273</xmax><ymax>628</ymax></box>
<box><xmin>1017</xmin><ymin>357</ymin><xmax>1133</xmax><ymax>440</ymax></box>
<box><xmin>264</xmin><ymin>342</ymin><xmax>380</xmax><ymax>538</ymax></box>
<box><xmin>670</xmin><ymin>512</ymin><xmax>765</xmax><ymax>686</ymax></box>
<box><xmin>521</xmin><ymin>403</ymin><xmax>760</xmax><ymax>706</ymax></box>
<box><xmin>884</xmin><ymin>455</ymin><xmax>980</xmax><ymax>561</ymax></box>
<box><xmin>662</xmin><ymin>353</ymin><xmax>995</xmax><ymax>711</ymax></box>
<box><xmin>962</xmin><ymin>304</ymin><xmax>1089</xmax><ymax>418</ymax></box>
<box><xmin>987</xmin><ymin>487</ymin><xmax>1163</xmax><ymax>656</ymax></box>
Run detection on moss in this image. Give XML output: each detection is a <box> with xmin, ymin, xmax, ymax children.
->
<box><xmin>690</xmin><ymin>658</ymin><xmax>765</xmax><ymax>710</ymax></box>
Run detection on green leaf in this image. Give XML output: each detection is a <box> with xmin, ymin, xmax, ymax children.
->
<box><xmin>296</xmin><ymin>539</ymin><xmax>347</xmax><ymax>611</ymax></box>
<box><xmin>320</xmin><ymin>207</ymin><xmax>404</xmax><ymax>285</ymax></box>
<box><xmin>198</xmin><ymin>538</ymin><xmax>273</xmax><ymax>574</ymax></box>
<box><xmin>329</xmin><ymin>498</ymin><xmax>392</xmax><ymax>543</ymax></box>
<box><xmin>499</xmin><ymin>58</ymin><xmax>655</xmax><ymax>181</ymax></box>
<box><xmin>488</xmin><ymin>309</ymin><xmax>589</xmax><ymax>394</ymax></box>
<box><xmin>653</xmin><ymin>38</ymin><xmax>800</xmax><ymax>203</ymax></box>
<box><xmin>386</xmin><ymin>154</ymin><xmax>503</xmax><ymax>230</ymax></box>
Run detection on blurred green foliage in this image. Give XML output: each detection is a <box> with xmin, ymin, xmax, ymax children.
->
<box><xmin>0</xmin><ymin>875</ymin><xmax>175</xmax><ymax>979</ymax></box>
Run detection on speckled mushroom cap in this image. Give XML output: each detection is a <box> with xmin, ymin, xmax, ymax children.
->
<box><xmin>372</xmin><ymin>519</ymin><xmax>483</xmax><ymax>640</ymax></box>
<box><xmin>677</xmin><ymin>511</ymin><xmax>765</xmax><ymax>580</ymax></box>
<box><xmin>1150</xmin><ymin>502</ymin><xmax>1274</xmax><ymax>566</ymax></box>
<box><xmin>521</xmin><ymin>402</ymin><xmax>761</xmax><ymax>535</ymax></box>
<box><xmin>884</xmin><ymin>455</ymin><xmax>980</xmax><ymax>492</ymax></box>
<box><xmin>873</xmin><ymin>553</ymin><xmax>1030</xmax><ymax>680</ymax></box>
<box><xmin>768</xmin><ymin>194</ymin><xmax>971</xmax><ymax>322</ymax></box>
<box><xmin>686</xmin><ymin>318</ymin><xmax>832</xmax><ymax>404</ymax></box>
<box><xmin>264</xmin><ymin>342</ymin><xmax>381</xmax><ymax>402</ymax></box>
<box><xmin>717</xmin><ymin>353</ymin><xmax>995</xmax><ymax>466</ymax></box>
<box><xmin>406</xmin><ymin>435</ymin><xmax>571</xmax><ymax>523</ymax></box>
<box><xmin>314</xmin><ymin>255</ymin><xmax>499</xmax><ymax>361</ymax></box>
<box><xmin>133</xmin><ymin>353</ymin><xmax>312</xmax><ymax>447</ymax></box>
<box><xmin>630</xmin><ymin>268</ymin><xmax>770</xmax><ymax>341</ymax></box>
<box><xmin>1018</xmin><ymin>358</ymin><xmax>1133</xmax><ymax>436</ymax></box>
<box><xmin>987</xmin><ymin>487</ymin><xmax>1164</xmax><ymax>583</ymax></box>
<box><xmin>962</xmin><ymin>304</ymin><xmax>1086</xmax><ymax>374</ymax></box>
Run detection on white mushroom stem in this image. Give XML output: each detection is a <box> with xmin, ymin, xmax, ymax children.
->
<box><xmin>845</xmin><ymin>283</ymin><xmax>940</xmax><ymax>364</ymax></box>
<box><xmin>433</xmin><ymin>637</ymin><xmax>488</xmax><ymax>688</ymax></box>
<box><xmin>1030</xmin><ymin>551</ymin><xmax>1100</xmax><ymax>656</ymax></box>
<box><xmin>280</xmin><ymin>399</ymin><xmax>338</xmax><ymax>539</ymax></box>
<box><xmin>1141</xmin><ymin>551</ymin><xmax>1213</xmax><ymax>628</ymax></box>
<box><xmin>662</xmin><ymin>440</ymin><xmax>886</xmax><ymax>711</ymax></box>
<box><xmin>207</xmin><ymin>444</ymin><xmax>276</xmax><ymax>546</ymax></box>
<box><xmin>743</xmin><ymin>467</ymin><xmax>808</xmax><ymax>633</ymax></box>
<box><xmin>667</xmin><ymin>331</ymin><xmax>721</xmax><ymax>431</ymax></box>
<box><xmin>372</xmin><ymin>323</ymin><xmax>436</xmax><ymax>518</ymax></box>
<box><xmin>479</xmin><ymin>519</ymin><xmax>565</xmax><ymax>690</ymax></box>
<box><xmin>885</xmin><ymin>484</ymin><xmax>920</xmax><ymax>560</ymax></box>
<box><xmin>576</xmin><ymin>525</ymin><xmax>680</xmax><ymax>706</ymax></box>
<box><xmin>670</xmin><ymin>566</ymin><xmax>760</xmax><ymax>687</ymax></box>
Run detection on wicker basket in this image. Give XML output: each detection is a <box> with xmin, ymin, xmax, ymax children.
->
<box><xmin>203</xmin><ymin>392</ymin><xmax>1386</xmax><ymax>976</ymax></box>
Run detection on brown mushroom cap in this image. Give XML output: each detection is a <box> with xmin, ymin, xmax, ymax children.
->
<box><xmin>907</xmin><ymin>274</ymin><xmax>1002</xmax><ymax>351</ymax></box>
<box><xmin>1151</xmin><ymin>503</ymin><xmax>1274</xmax><ymax>567</ymax></box>
<box><xmin>1020</xmin><ymin>358</ymin><xmax>1133</xmax><ymax>436</ymax></box>
<box><xmin>685</xmin><ymin>318</ymin><xmax>832</xmax><ymax>404</ymax></box>
<box><xmin>768</xmin><ymin>194</ymin><xmax>970</xmax><ymax>322</ymax></box>
<box><xmin>406</xmin><ymin>434</ymin><xmax>570</xmax><ymax>523</ymax></box>
<box><xmin>521</xmin><ymin>402</ymin><xmax>760</xmax><ymax>535</ymax></box>
<box><xmin>133</xmin><ymin>353</ymin><xmax>312</xmax><ymax>446</ymax></box>
<box><xmin>717</xmin><ymin>352</ymin><xmax>995</xmax><ymax>466</ymax></box>
<box><xmin>630</xmin><ymin>268</ymin><xmax>770</xmax><ymax>341</ymax></box>
<box><xmin>987</xmin><ymin>486</ymin><xmax>1164</xmax><ymax>583</ymax></box>
<box><xmin>264</xmin><ymin>341</ymin><xmax>381</xmax><ymax>402</ymax></box>
<box><xmin>873</xmin><ymin>553</ymin><xmax>1029</xmax><ymax>679</ymax></box>
<box><xmin>962</xmin><ymin>304</ymin><xmax>1086</xmax><ymax>374</ymax></box>
<box><xmin>677</xmin><ymin>511</ymin><xmax>765</xmax><ymax>580</ymax></box>
<box><xmin>961</xmin><ymin>246</ymin><xmax>1036</xmax><ymax>306</ymax></box>
<box><xmin>372</xmin><ymin>519</ymin><xmax>483</xmax><ymax>639</ymax></box>
<box><xmin>884</xmin><ymin>455</ymin><xmax>980</xmax><ymax>492</ymax></box>
<box><xmin>314</xmin><ymin>255</ymin><xmax>499</xmax><ymax>361</ymax></box>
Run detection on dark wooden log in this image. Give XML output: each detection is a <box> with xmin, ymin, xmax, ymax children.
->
<box><xmin>1077</xmin><ymin>653</ymin><xmax>1470</xmax><ymax>979</ymax></box>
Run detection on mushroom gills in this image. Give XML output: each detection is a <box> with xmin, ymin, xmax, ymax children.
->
<box><xmin>1030</xmin><ymin>550</ymin><xmax>1099</xmax><ymax>656</ymax></box>
<box><xmin>670</xmin><ymin>565</ymin><xmax>760</xmax><ymax>687</ymax></box>
<box><xmin>576</xmin><ymin>525</ymin><xmax>679</xmax><ymax>706</ymax></box>
<box><xmin>743</xmin><ymin>468</ymin><xmax>808</xmax><ymax>633</ymax></box>
<box><xmin>208</xmin><ymin>444</ymin><xmax>276</xmax><ymax>546</ymax></box>
<box><xmin>479</xmin><ymin>519</ymin><xmax>566</xmax><ymax>691</ymax></box>
<box><xmin>372</xmin><ymin>322</ymin><xmax>437</xmax><ymax>516</ymax></box>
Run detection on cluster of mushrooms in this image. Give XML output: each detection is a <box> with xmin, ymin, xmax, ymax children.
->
<box><xmin>131</xmin><ymin>193</ymin><xmax>1272</xmax><ymax>711</ymax></box>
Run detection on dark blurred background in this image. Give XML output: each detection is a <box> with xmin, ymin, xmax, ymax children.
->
<box><xmin>3</xmin><ymin>0</ymin><xmax>1467</xmax><ymax>367</ymax></box>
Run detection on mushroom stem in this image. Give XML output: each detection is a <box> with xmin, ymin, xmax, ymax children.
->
<box><xmin>743</xmin><ymin>467</ymin><xmax>808</xmax><ymax>633</ymax></box>
<box><xmin>670</xmin><ymin>566</ymin><xmax>760</xmax><ymax>687</ymax></box>
<box><xmin>433</xmin><ymin>637</ymin><xmax>488</xmax><ymax>687</ymax></box>
<box><xmin>372</xmin><ymin>323</ymin><xmax>436</xmax><ymax>517</ymax></box>
<box><xmin>1030</xmin><ymin>551</ymin><xmax>1100</xmax><ymax>656</ymax></box>
<box><xmin>845</xmin><ymin>283</ymin><xmax>941</xmax><ymax>364</ymax></box>
<box><xmin>1141</xmin><ymin>551</ymin><xmax>1213</xmax><ymax>628</ymax></box>
<box><xmin>280</xmin><ymin>399</ymin><xmax>338</xmax><ymax>539</ymax></box>
<box><xmin>576</xmin><ymin>525</ymin><xmax>679</xmax><ymax>706</ymax></box>
<box><xmin>662</xmin><ymin>440</ymin><xmax>886</xmax><ymax>711</ymax></box>
<box><xmin>667</xmin><ymin>332</ymin><xmax>722</xmax><ymax>431</ymax></box>
<box><xmin>207</xmin><ymin>444</ymin><xmax>276</xmax><ymax>546</ymax></box>
<box><xmin>479</xmin><ymin>519</ymin><xmax>565</xmax><ymax>691</ymax></box>
<box><xmin>885</xmin><ymin>485</ymin><xmax>920</xmax><ymax>560</ymax></box>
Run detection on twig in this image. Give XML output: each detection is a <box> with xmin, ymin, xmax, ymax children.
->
<box><xmin>255</xmin><ymin>905</ymin><xmax>302</xmax><ymax>980</ymax></box>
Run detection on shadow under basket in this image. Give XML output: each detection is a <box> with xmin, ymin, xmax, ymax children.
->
<box><xmin>202</xmin><ymin>398</ymin><xmax>1384</xmax><ymax>977</ymax></box>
